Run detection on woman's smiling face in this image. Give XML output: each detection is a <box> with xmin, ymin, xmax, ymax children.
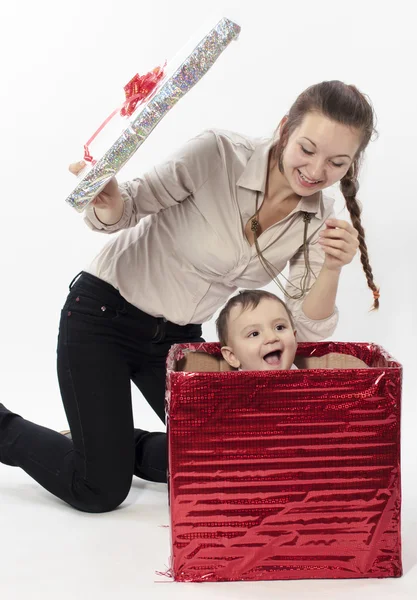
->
<box><xmin>281</xmin><ymin>112</ymin><xmax>362</xmax><ymax>196</ymax></box>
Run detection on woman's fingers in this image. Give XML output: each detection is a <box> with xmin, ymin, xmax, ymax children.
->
<box><xmin>320</xmin><ymin>228</ymin><xmax>358</xmax><ymax>241</ymax></box>
<box><xmin>68</xmin><ymin>161</ymin><xmax>86</xmax><ymax>176</ymax></box>
<box><xmin>319</xmin><ymin>219</ymin><xmax>360</xmax><ymax>261</ymax></box>
<box><xmin>325</xmin><ymin>218</ymin><xmax>358</xmax><ymax>236</ymax></box>
<box><xmin>322</xmin><ymin>246</ymin><xmax>345</xmax><ymax>261</ymax></box>
<box><xmin>319</xmin><ymin>219</ymin><xmax>360</xmax><ymax>267</ymax></box>
<box><xmin>319</xmin><ymin>238</ymin><xmax>351</xmax><ymax>252</ymax></box>
<box><xmin>319</xmin><ymin>231</ymin><xmax>360</xmax><ymax>254</ymax></box>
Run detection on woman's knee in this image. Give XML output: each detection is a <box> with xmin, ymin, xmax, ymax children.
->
<box><xmin>71</xmin><ymin>479</ymin><xmax>131</xmax><ymax>513</ymax></box>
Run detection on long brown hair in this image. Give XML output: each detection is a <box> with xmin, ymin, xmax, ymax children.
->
<box><xmin>273</xmin><ymin>81</ymin><xmax>379</xmax><ymax>309</ymax></box>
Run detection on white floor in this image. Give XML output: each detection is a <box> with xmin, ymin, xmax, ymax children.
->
<box><xmin>1</xmin><ymin>347</ymin><xmax>416</xmax><ymax>600</ymax></box>
<box><xmin>1</xmin><ymin>0</ymin><xmax>416</xmax><ymax>597</ymax></box>
<box><xmin>1</xmin><ymin>451</ymin><xmax>416</xmax><ymax>600</ymax></box>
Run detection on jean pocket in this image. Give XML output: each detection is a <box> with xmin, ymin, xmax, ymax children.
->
<box><xmin>64</xmin><ymin>292</ymin><xmax>119</xmax><ymax>321</ymax></box>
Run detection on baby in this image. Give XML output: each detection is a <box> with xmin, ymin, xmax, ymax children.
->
<box><xmin>216</xmin><ymin>289</ymin><xmax>298</xmax><ymax>371</ymax></box>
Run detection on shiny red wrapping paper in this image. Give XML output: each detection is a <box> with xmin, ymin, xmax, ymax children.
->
<box><xmin>166</xmin><ymin>342</ymin><xmax>402</xmax><ymax>582</ymax></box>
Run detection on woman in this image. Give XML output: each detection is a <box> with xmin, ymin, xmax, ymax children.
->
<box><xmin>0</xmin><ymin>80</ymin><xmax>378</xmax><ymax>512</ymax></box>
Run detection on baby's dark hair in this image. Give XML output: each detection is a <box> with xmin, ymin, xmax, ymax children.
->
<box><xmin>216</xmin><ymin>289</ymin><xmax>295</xmax><ymax>348</ymax></box>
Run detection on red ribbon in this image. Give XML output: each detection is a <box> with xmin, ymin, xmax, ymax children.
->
<box><xmin>83</xmin><ymin>64</ymin><xmax>166</xmax><ymax>165</ymax></box>
<box><xmin>120</xmin><ymin>66</ymin><xmax>165</xmax><ymax>117</ymax></box>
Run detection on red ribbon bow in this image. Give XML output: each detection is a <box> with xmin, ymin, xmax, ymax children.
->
<box><xmin>83</xmin><ymin>64</ymin><xmax>166</xmax><ymax>165</ymax></box>
<box><xmin>120</xmin><ymin>66</ymin><xmax>165</xmax><ymax>118</ymax></box>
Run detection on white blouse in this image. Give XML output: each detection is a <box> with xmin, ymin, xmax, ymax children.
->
<box><xmin>84</xmin><ymin>129</ymin><xmax>338</xmax><ymax>341</ymax></box>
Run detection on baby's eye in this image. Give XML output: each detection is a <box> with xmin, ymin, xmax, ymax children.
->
<box><xmin>275</xmin><ymin>324</ymin><xmax>286</xmax><ymax>331</ymax></box>
<box><xmin>248</xmin><ymin>331</ymin><xmax>259</xmax><ymax>338</ymax></box>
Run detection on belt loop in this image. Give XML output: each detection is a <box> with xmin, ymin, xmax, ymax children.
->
<box><xmin>152</xmin><ymin>317</ymin><xmax>167</xmax><ymax>343</ymax></box>
<box><xmin>69</xmin><ymin>271</ymin><xmax>83</xmax><ymax>290</ymax></box>
<box><xmin>117</xmin><ymin>299</ymin><xmax>128</xmax><ymax>317</ymax></box>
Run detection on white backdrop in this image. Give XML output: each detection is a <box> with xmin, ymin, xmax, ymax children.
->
<box><xmin>0</xmin><ymin>1</ymin><xmax>416</xmax><ymax>598</ymax></box>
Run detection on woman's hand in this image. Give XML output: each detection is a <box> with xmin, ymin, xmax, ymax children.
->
<box><xmin>68</xmin><ymin>161</ymin><xmax>124</xmax><ymax>224</ymax></box>
<box><xmin>318</xmin><ymin>218</ymin><xmax>359</xmax><ymax>271</ymax></box>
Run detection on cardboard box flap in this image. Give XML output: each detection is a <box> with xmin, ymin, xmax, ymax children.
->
<box><xmin>176</xmin><ymin>351</ymin><xmax>369</xmax><ymax>372</ymax></box>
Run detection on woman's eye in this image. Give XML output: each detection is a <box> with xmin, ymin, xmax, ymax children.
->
<box><xmin>301</xmin><ymin>146</ymin><xmax>314</xmax><ymax>156</ymax></box>
<box><xmin>331</xmin><ymin>161</ymin><xmax>344</xmax><ymax>168</ymax></box>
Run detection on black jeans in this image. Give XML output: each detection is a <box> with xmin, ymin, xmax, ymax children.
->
<box><xmin>0</xmin><ymin>272</ymin><xmax>203</xmax><ymax>512</ymax></box>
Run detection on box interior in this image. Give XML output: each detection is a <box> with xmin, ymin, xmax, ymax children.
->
<box><xmin>176</xmin><ymin>350</ymin><xmax>370</xmax><ymax>372</ymax></box>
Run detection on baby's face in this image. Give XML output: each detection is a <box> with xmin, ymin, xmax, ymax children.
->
<box><xmin>221</xmin><ymin>298</ymin><xmax>297</xmax><ymax>371</ymax></box>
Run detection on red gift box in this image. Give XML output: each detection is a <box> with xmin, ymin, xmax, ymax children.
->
<box><xmin>166</xmin><ymin>342</ymin><xmax>402</xmax><ymax>582</ymax></box>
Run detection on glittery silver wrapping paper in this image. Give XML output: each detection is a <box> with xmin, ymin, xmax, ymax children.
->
<box><xmin>65</xmin><ymin>18</ymin><xmax>241</xmax><ymax>212</ymax></box>
<box><xmin>165</xmin><ymin>342</ymin><xmax>402</xmax><ymax>582</ymax></box>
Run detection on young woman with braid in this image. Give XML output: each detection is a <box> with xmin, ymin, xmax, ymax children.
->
<box><xmin>0</xmin><ymin>81</ymin><xmax>378</xmax><ymax>513</ymax></box>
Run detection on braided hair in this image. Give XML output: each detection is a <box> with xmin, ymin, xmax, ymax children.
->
<box><xmin>272</xmin><ymin>81</ymin><xmax>379</xmax><ymax>309</ymax></box>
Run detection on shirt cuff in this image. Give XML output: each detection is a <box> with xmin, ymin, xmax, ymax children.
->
<box><xmin>293</xmin><ymin>307</ymin><xmax>339</xmax><ymax>342</ymax></box>
<box><xmin>83</xmin><ymin>189</ymin><xmax>132</xmax><ymax>233</ymax></box>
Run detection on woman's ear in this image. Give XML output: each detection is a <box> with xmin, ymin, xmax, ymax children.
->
<box><xmin>221</xmin><ymin>346</ymin><xmax>241</xmax><ymax>369</ymax></box>
<box><xmin>279</xmin><ymin>115</ymin><xmax>288</xmax><ymax>135</ymax></box>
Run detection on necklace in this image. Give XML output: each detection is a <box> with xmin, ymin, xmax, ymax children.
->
<box><xmin>249</xmin><ymin>191</ymin><xmax>314</xmax><ymax>300</ymax></box>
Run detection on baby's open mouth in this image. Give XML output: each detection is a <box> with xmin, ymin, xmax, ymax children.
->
<box><xmin>263</xmin><ymin>350</ymin><xmax>282</xmax><ymax>365</ymax></box>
